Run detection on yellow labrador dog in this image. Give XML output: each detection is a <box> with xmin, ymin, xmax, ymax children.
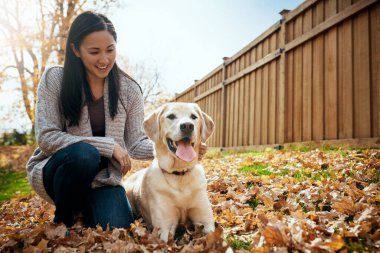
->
<box><xmin>123</xmin><ymin>102</ymin><xmax>215</xmax><ymax>242</ymax></box>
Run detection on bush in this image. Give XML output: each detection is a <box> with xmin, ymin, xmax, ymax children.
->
<box><xmin>0</xmin><ymin>130</ymin><xmax>35</xmax><ymax>146</ymax></box>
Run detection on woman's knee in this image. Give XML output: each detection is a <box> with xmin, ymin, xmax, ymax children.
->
<box><xmin>65</xmin><ymin>143</ymin><xmax>100</xmax><ymax>173</ymax></box>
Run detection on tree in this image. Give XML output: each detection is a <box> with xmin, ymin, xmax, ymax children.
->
<box><xmin>0</xmin><ymin>0</ymin><xmax>119</xmax><ymax>131</ymax></box>
<box><xmin>118</xmin><ymin>56</ymin><xmax>173</xmax><ymax>114</ymax></box>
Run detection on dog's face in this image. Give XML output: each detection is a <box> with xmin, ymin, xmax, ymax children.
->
<box><xmin>144</xmin><ymin>102</ymin><xmax>214</xmax><ymax>169</ymax></box>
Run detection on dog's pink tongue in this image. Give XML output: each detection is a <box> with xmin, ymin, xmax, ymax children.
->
<box><xmin>176</xmin><ymin>140</ymin><xmax>196</xmax><ymax>162</ymax></box>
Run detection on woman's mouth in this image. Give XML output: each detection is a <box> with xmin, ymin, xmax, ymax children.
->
<box><xmin>96</xmin><ymin>65</ymin><xmax>108</xmax><ymax>71</ymax></box>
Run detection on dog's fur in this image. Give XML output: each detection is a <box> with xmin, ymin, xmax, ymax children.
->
<box><xmin>123</xmin><ymin>102</ymin><xmax>215</xmax><ymax>241</ymax></box>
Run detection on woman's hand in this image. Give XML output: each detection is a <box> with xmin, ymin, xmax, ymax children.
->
<box><xmin>198</xmin><ymin>142</ymin><xmax>207</xmax><ymax>160</ymax></box>
<box><xmin>112</xmin><ymin>143</ymin><xmax>131</xmax><ymax>175</ymax></box>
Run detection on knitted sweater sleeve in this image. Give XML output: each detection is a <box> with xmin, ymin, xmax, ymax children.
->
<box><xmin>35</xmin><ymin>66</ymin><xmax>115</xmax><ymax>158</ymax></box>
<box><xmin>123</xmin><ymin>82</ymin><xmax>154</xmax><ymax>160</ymax></box>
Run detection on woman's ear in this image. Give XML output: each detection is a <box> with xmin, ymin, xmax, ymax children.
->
<box><xmin>70</xmin><ymin>43</ymin><xmax>80</xmax><ymax>58</ymax></box>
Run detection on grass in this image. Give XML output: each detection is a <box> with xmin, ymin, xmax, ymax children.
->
<box><xmin>226</xmin><ymin>236</ymin><xmax>251</xmax><ymax>250</ymax></box>
<box><xmin>0</xmin><ymin>169</ymin><xmax>32</xmax><ymax>202</ymax></box>
<box><xmin>239</xmin><ymin>162</ymin><xmax>335</xmax><ymax>181</ymax></box>
<box><xmin>247</xmin><ymin>196</ymin><xmax>260</xmax><ymax>209</ymax></box>
<box><xmin>239</xmin><ymin>163</ymin><xmax>273</xmax><ymax>176</ymax></box>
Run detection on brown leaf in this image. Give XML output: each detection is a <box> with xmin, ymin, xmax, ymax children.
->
<box><xmin>331</xmin><ymin>197</ymin><xmax>355</xmax><ymax>215</ymax></box>
<box><xmin>205</xmin><ymin>226</ymin><xmax>223</xmax><ymax>249</ymax></box>
<box><xmin>45</xmin><ymin>224</ymin><xmax>67</xmax><ymax>240</ymax></box>
<box><xmin>263</xmin><ymin>226</ymin><xmax>286</xmax><ymax>246</ymax></box>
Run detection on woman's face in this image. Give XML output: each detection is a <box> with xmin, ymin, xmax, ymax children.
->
<box><xmin>72</xmin><ymin>30</ymin><xmax>116</xmax><ymax>84</ymax></box>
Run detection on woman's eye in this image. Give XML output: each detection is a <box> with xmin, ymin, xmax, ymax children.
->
<box><xmin>190</xmin><ymin>114</ymin><xmax>197</xmax><ymax>120</ymax></box>
<box><xmin>89</xmin><ymin>52</ymin><xmax>98</xmax><ymax>55</ymax></box>
<box><xmin>167</xmin><ymin>114</ymin><xmax>176</xmax><ymax>120</ymax></box>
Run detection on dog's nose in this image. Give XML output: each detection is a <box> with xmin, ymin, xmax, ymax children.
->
<box><xmin>180</xmin><ymin>123</ymin><xmax>194</xmax><ymax>134</ymax></box>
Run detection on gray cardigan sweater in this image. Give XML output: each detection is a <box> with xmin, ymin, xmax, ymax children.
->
<box><xmin>26</xmin><ymin>66</ymin><xmax>154</xmax><ymax>204</ymax></box>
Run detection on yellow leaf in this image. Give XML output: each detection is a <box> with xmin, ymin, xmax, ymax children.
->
<box><xmin>328</xmin><ymin>234</ymin><xmax>345</xmax><ymax>251</ymax></box>
<box><xmin>36</xmin><ymin>239</ymin><xmax>48</xmax><ymax>253</ymax></box>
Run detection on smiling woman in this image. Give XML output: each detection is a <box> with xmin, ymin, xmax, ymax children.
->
<box><xmin>26</xmin><ymin>11</ymin><xmax>155</xmax><ymax>230</ymax></box>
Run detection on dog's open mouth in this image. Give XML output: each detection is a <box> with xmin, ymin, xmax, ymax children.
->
<box><xmin>167</xmin><ymin>137</ymin><xmax>196</xmax><ymax>162</ymax></box>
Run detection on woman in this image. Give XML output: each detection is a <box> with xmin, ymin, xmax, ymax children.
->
<box><xmin>27</xmin><ymin>11</ymin><xmax>205</xmax><ymax>229</ymax></box>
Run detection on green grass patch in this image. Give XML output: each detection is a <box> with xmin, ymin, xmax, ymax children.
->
<box><xmin>226</xmin><ymin>237</ymin><xmax>251</xmax><ymax>250</ymax></box>
<box><xmin>291</xmin><ymin>169</ymin><xmax>311</xmax><ymax>180</ymax></box>
<box><xmin>367</xmin><ymin>168</ymin><xmax>380</xmax><ymax>183</ymax></box>
<box><xmin>276</xmin><ymin>168</ymin><xmax>290</xmax><ymax>176</ymax></box>
<box><xmin>239</xmin><ymin>163</ymin><xmax>272</xmax><ymax>176</ymax></box>
<box><xmin>312</xmin><ymin>170</ymin><xmax>333</xmax><ymax>181</ymax></box>
<box><xmin>204</xmin><ymin>149</ymin><xmax>234</xmax><ymax>159</ymax></box>
<box><xmin>0</xmin><ymin>169</ymin><xmax>32</xmax><ymax>202</ymax></box>
<box><xmin>247</xmin><ymin>196</ymin><xmax>260</xmax><ymax>209</ymax></box>
<box><xmin>239</xmin><ymin>149</ymin><xmax>271</xmax><ymax>157</ymax></box>
<box><xmin>344</xmin><ymin>238</ymin><xmax>375</xmax><ymax>253</ymax></box>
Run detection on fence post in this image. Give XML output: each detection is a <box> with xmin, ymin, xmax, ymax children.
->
<box><xmin>193</xmin><ymin>80</ymin><xmax>198</xmax><ymax>101</ymax></box>
<box><xmin>221</xmin><ymin>57</ymin><xmax>229</xmax><ymax>148</ymax></box>
<box><xmin>278</xmin><ymin>10</ymin><xmax>289</xmax><ymax>145</ymax></box>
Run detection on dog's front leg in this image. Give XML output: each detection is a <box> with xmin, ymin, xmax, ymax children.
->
<box><xmin>155</xmin><ymin>223</ymin><xmax>177</xmax><ymax>242</ymax></box>
<box><xmin>151</xmin><ymin>208</ymin><xmax>178</xmax><ymax>242</ymax></box>
<box><xmin>188</xmin><ymin>205</ymin><xmax>215</xmax><ymax>234</ymax></box>
<box><xmin>152</xmin><ymin>219</ymin><xmax>177</xmax><ymax>242</ymax></box>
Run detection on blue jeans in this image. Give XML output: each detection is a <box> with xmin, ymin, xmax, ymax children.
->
<box><xmin>42</xmin><ymin>143</ymin><xmax>134</xmax><ymax>229</ymax></box>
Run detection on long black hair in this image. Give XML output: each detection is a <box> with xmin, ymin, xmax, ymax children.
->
<box><xmin>60</xmin><ymin>11</ymin><xmax>120</xmax><ymax>126</ymax></box>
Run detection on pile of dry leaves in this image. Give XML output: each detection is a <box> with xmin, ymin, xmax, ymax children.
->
<box><xmin>0</xmin><ymin>148</ymin><xmax>379</xmax><ymax>252</ymax></box>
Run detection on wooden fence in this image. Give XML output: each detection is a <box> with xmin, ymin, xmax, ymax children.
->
<box><xmin>174</xmin><ymin>0</ymin><xmax>380</xmax><ymax>148</ymax></box>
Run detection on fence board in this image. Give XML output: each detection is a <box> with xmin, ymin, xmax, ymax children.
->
<box><xmin>324</xmin><ymin>28</ymin><xmax>338</xmax><ymax>140</ymax></box>
<box><xmin>303</xmin><ymin>9</ymin><xmax>313</xmax><ymax>141</ymax></box>
<box><xmin>370</xmin><ymin>3</ymin><xmax>380</xmax><ymax>137</ymax></box>
<box><xmin>313</xmin><ymin>0</ymin><xmax>324</xmax><ymax>28</ymax></box>
<box><xmin>233</xmin><ymin>82</ymin><xmax>239</xmax><ymax>146</ymax></box>
<box><xmin>338</xmin><ymin>0</ymin><xmax>352</xmax><ymax>12</ymax></box>
<box><xmin>243</xmin><ymin>75</ymin><xmax>250</xmax><ymax>146</ymax></box>
<box><xmin>338</xmin><ymin>19</ymin><xmax>353</xmax><ymax>139</ymax></box>
<box><xmin>286</xmin><ymin>52</ymin><xmax>294</xmax><ymax>143</ymax></box>
<box><xmin>294</xmin><ymin>46</ymin><xmax>303</xmax><ymax>142</ymax></box>
<box><xmin>237</xmin><ymin>78</ymin><xmax>246</xmax><ymax>146</ymax></box>
<box><xmin>325</xmin><ymin>0</ymin><xmax>337</xmax><ymax>19</ymax></box>
<box><xmin>249</xmin><ymin>72</ymin><xmax>256</xmax><ymax>145</ymax></box>
<box><xmin>353</xmin><ymin>10</ymin><xmax>371</xmax><ymax>138</ymax></box>
<box><xmin>268</xmin><ymin>60</ymin><xmax>277</xmax><ymax>144</ymax></box>
<box><xmin>261</xmin><ymin>65</ymin><xmax>268</xmax><ymax>144</ymax></box>
<box><xmin>312</xmin><ymin>3</ymin><xmax>325</xmax><ymax>141</ymax></box>
<box><xmin>226</xmin><ymin>85</ymin><xmax>232</xmax><ymax>147</ymax></box>
<box><xmin>255</xmin><ymin>69</ymin><xmax>262</xmax><ymax>145</ymax></box>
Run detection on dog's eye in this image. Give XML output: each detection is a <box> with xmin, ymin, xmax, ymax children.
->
<box><xmin>190</xmin><ymin>114</ymin><xmax>198</xmax><ymax>120</ymax></box>
<box><xmin>167</xmin><ymin>114</ymin><xmax>176</xmax><ymax>120</ymax></box>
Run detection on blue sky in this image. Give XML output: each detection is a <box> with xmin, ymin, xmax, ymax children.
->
<box><xmin>111</xmin><ymin>0</ymin><xmax>304</xmax><ymax>94</ymax></box>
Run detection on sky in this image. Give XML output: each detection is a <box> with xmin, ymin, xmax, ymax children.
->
<box><xmin>111</xmin><ymin>0</ymin><xmax>304</xmax><ymax>95</ymax></box>
<box><xmin>0</xmin><ymin>0</ymin><xmax>304</xmax><ymax>133</ymax></box>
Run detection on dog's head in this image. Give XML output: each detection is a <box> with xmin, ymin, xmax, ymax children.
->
<box><xmin>144</xmin><ymin>102</ymin><xmax>214</xmax><ymax>170</ymax></box>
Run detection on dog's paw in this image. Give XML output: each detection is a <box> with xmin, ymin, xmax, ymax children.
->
<box><xmin>203</xmin><ymin>223</ymin><xmax>215</xmax><ymax>234</ymax></box>
<box><xmin>158</xmin><ymin>229</ymin><xmax>169</xmax><ymax>242</ymax></box>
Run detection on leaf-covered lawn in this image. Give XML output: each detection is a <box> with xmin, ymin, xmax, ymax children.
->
<box><xmin>0</xmin><ymin>147</ymin><xmax>379</xmax><ymax>252</ymax></box>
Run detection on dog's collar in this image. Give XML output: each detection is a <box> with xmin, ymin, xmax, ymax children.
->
<box><xmin>161</xmin><ymin>168</ymin><xmax>189</xmax><ymax>176</ymax></box>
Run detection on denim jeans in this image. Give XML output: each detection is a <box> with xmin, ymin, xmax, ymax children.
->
<box><xmin>42</xmin><ymin>142</ymin><xmax>134</xmax><ymax>229</ymax></box>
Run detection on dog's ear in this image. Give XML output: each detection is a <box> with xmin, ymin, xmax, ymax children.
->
<box><xmin>200</xmin><ymin>111</ymin><xmax>215</xmax><ymax>142</ymax></box>
<box><xmin>144</xmin><ymin>107</ymin><xmax>163</xmax><ymax>142</ymax></box>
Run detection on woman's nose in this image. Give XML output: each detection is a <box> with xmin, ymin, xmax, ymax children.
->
<box><xmin>98</xmin><ymin>53</ymin><xmax>109</xmax><ymax>64</ymax></box>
